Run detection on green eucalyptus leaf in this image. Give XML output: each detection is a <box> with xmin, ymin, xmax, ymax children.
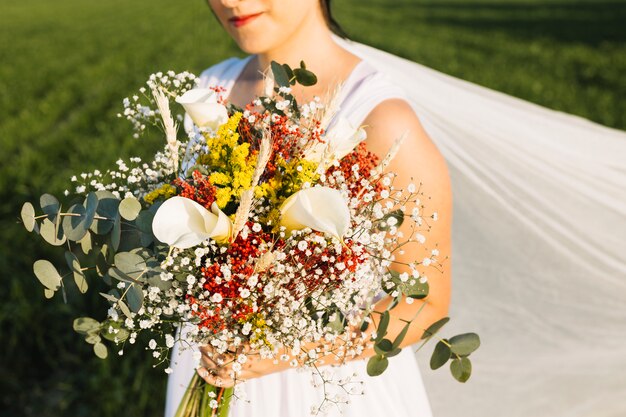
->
<box><xmin>85</xmin><ymin>333</ymin><xmax>102</xmax><ymax>345</ymax></box>
<box><xmin>421</xmin><ymin>317</ymin><xmax>450</xmax><ymax>340</ymax></box>
<box><xmin>111</xmin><ymin>214</ymin><xmax>122</xmax><ymax>251</ymax></box>
<box><xmin>62</xmin><ymin>204</ymin><xmax>88</xmax><ymax>241</ymax></box>
<box><xmin>114</xmin><ymin>252</ymin><xmax>147</xmax><ymax>279</ymax></box>
<box><xmin>392</xmin><ymin>322</ymin><xmax>411</xmax><ymax>349</ymax></box>
<box><xmin>366</xmin><ymin>355</ymin><xmax>389</xmax><ymax>377</ymax></box>
<box><xmin>96</xmin><ymin>252</ymin><xmax>109</xmax><ymax>277</ymax></box>
<box><xmin>326</xmin><ymin>311</ymin><xmax>346</xmax><ymax>333</ymax></box>
<box><xmin>135</xmin><ymin>210</ymin><xmax>155</xmax><ymax>234</ymax></box>
<box><xmin>118</xmin><ymin>300</ymin><xmax>133</xmax><ymax>319</ymax></box>
<box><xmin>64</xmin><ymin>251</ymin><xmax>81</xmax><ymax>272</ymax></box>
<box><xmin>83</xmin><ymin>192</ymin><xmax>98</xmax><ymax>227</ymax></box>
<box><xmin>101</xmin><ymin>320</ymin><xmax>129</xmax><ymax>342</ymax></box>
<box><xmin>379</xmin><ymin>210</ymin><xmax>404</xmax><ymax>231</ymax></box>
<box><xmin>430</xmin><ymin>340</ymin><xmax>451</xmax><ymax>370</ymax></box>
<box><xmin>93</xmin><ymin>342</ymin><xmax>108</xmax><ymax>359</ymax></box>
<box><xmin>375</xmin><ymin>339</ymin><xmax>393</xmax><ymax>352</ymax></box>
<box><xmin>108</xmin><ymin>267</ymin><xmax>136</xmax><ymax>284</ymax></box>
<box><xmin>386</xmin><ymin>347</ymin><xmax>402</xmax><ymax>358</ymax></box>
<box><xmin>359</xmin><ymin>319</ymin><xmax>370</xmax><ymax>333</ymax></box>
<box><xmin>79</xmin><ymin>232</ymin><xmax>92</xmax><ymax>254</ymax></box>
<box><xmin>33</xmin><ymin>260</ymin><xmax>62</xmax><ymax>291</ymax></box>
<box><xmin>449</xmin><ymin>333</ymin><xmax>481</xmax><ymax>356</ymax></box>
<box><xmin>293</xmin><ymin>68</ymin><xmax>317</xmax><ymax>86</ymax></box>
<box><xmin>299</xmin><ymin>60</ymin><xmax>307</xmax><ymax>70</ymax></box>
<box><xmin>21</xmin><ymin>202</ymin><xmax>36</xmax><ymax>232</ymax></box>
<box><xmin>126</xmin><ymin>284</ymin><xmax>144</xmax><ymax>313</ymax></box>
<box><xmin>40</xmin><ymin>218</ymin><xmax>66</xmax><ymax>246</ymax></box>
<box><xmin>90</xmin><ymin>191</ymin><xmax>120</xmax><ymax>235</ymax></box>
<box><xmin>40</xmin><ymin>194</ymin><xmax>60</xmax><ymax>223</ymax></box>
<box><xmin>271</xmin><ymin>61</ymin><xmax>291</xmax><ymax>87</ymax></box>
<box><xmin>74</xmin><ymin>272</ymin><xmax>88</xmax><ymax>293</ymax></box>
<box><xmin>450</xmin><ymin>357</ymin><xmax>472</xmax><ymax>383</ymax></box>
<box><xmin>282</xmin><ymin>64</ymin><xmax>294</xmax><ymax>84</ymax></box>
<box><xmin>99</xmin><ymin>292</ymin><xmax>119</xmax><ymax>303</ymax></box>
<box><xmin>147</xmin><ymin>275</ymin><xmax>172</xmax><ymax>292</ymax></box>
<box><xmin>385</xmin><ymin>293</ymin><xmax>402</xmax><ymax>310</ymax></box>
<box><xmin>375</xmin><ymin>311</ymin><xmax>390</xmax><ymax>341</ymax></box>
<box><xmin>73</xmin><ymin>317</ymin><xmax>100</xmax><ymax>335</ymax></box>
<box><xmin>119</xmin><ymin>197</ymin><xmax>141</xmax><ymax>221</ymax></box>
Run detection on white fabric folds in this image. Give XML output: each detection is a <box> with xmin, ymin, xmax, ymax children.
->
<box><xmin>336</xmin><ymin>37</ymin><xmax>626</xmax><ymax>417</ymax></box>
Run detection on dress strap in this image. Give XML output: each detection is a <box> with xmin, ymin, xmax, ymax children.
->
<box><xmin>197</xmin><ymin>56</ymin><xmax>254</xmax><ymax>95</ymax></box>
<box><xmin>334</xmin><ymin>62</ymin><xmax>409</xmax><ymax>128</ymax></box>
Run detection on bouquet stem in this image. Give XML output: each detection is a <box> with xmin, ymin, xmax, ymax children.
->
<box><xmin>174</xmin><ymin>373</ymin><xmax>233</xmax><ymax>417</ymax></box>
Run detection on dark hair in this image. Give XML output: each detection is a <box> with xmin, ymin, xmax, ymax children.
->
<box><xmin>321</xmin><ymin>0</ymin><xmax>348</xmax><ymax>38</ymax></box>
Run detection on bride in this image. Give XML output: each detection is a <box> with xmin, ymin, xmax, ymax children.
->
<box><xmin>166</xmin><ymin>0</ymin><xmax>448</xmax><ymax>416</ymax></box>
<box><xmin>167</xmin><ymin>0</ymin><xmax>626</xmax><ymax>416</ymax></box>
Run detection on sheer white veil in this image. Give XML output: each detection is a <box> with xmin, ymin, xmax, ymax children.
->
<box><xmin>336</xmin><ymin>37</ymin><xmax>626</xmax><ymax>417</ymax></box>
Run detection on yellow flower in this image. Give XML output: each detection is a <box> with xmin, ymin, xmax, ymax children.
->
<box><xmin>144</xmin><ymin>184</ymin><xmax>177</xmax><ymax>205</ymax></box>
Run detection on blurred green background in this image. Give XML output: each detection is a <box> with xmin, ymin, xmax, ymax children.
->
<box><xmin>1</xmin><ymin>0</ymin><xmax>624</xmax><ymax>416</ymax></box>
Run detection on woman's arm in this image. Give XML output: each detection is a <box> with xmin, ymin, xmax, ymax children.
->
<box><xmin>199</xmin><ymin>99</ymin><xmax>452</xmax><ymax>387</ymax></box>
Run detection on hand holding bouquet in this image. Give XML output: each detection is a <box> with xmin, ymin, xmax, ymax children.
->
<box><xmin>21</xmin><ymin>62</ymin><xmax>479</xmax><ymax>416</ymax></box>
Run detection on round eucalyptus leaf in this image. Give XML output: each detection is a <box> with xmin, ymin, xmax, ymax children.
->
<box><xmin>40</xmin><ymin>218</ymin><xmax>66</xmax><ymax>246</ymax></box>
<box><xmin>119</xmin><ymin>197</ymin><xmax>141</xmax><ymax>221</ymax></box>
<box><xmin>73</xmin><ymin>272</ymin><xmax>88</xmax><ymax>293</ymax></box>
<box><xmin>83</xmin><ymin>192</ymin><xmax>98</xmax><ymax>228</ymax></box>
<box><xmin>375</xmin><ymin>339</ymin><xmax>394</xmax><ymax>353</ymax></box>
<box><xmin>21</xmin><ymin>202</ymin><xmax>36</xmax><ymax>232</ymax></box>
<box><xmin>421</xmin><ymin>317</ymin><xmax>450</xmax><ymax>340</ymax></box>
<box><xmin>271</xmin><ymin>61</ymin><xmax>291</xmax><ymax>87</ymax></box>
<box><xmin>450</xmin><ymin>357</ymin><xmax>472</xmax><ymax>383</ymax></box>
<box><xmin>62</xmin><ymin>204</ymin><xmax>88</xmax><ymax>241</ymax></box>
<box><xmin>79</xmin><ymin>232</ymin><xmax>92</xmax><ymax>254</ymax></box>
<box><xmin>101</xmin><ymin>320</ymin><xmax>130</xmax><ymax>342</ymax></box>
<box><xmin>293</xmin><ymin>68</ymin><xmax>317</xmax><ymax>86</ymax></box>
<box><xmin>114</xmin><ymin>252</ymin><xmax>146</xmax><ymax>278</ymax></box>
<box><xmin>135</xmin><ymin>210</ymin><xmax>154</xmax><ymax>232</ymax></box>
<box><xmin>33</xmin><ymin>260</ymin><xmax>62</xmax><ymax>291</ymax></box>
<box><xmin>126</xmin><ymin>284</ymin><xmax>144</xmax><ymax>313</ymax></box>
<box><xmin>147</xmin><ymin>275</ymin><xmax>172</xmax><ymax>292</ymax></box>
<box><xmin>64</xmin><ymin>251</ymin><xmax>81</xmax><ymax>272</ymax></box>
<box><xmin>40</xmin><ymin>194</ymin><xmax>60</xmax><ymax>223</ymax></box>
<box><xmin>93</xmin><ymin>342</ymin><xmax>108</xmax><ymax>359</ymax></box>
<box><xmin>85</xmin><ymin>333</ymin><xmax>101</xmax><ymax>345</ymax></box>
<box><xmin>43</xmin><ymin>288</ymin><xmax>55</xmax><ymax>299</ymax></box>
<box><xmin>430</xmin><ymin>340</ymin><xmax>451</xmax><ymax>370</ymax></box>
<box><xmin>366</xmin><ymin>355</ymin><xmax>389</xmax><ymax>377</ymax></box>
<box><xmin>90</xmin><ymin>191</ymin><xmax>120</xmax><ymax>235</ymax></box>
<box><xmin>96</xmin><ymin>252</ymin><xmax>109</xmax><ymax>277</ymax></box>
<box><xmin>73</xmin><ymin>317</ymin><xmax>100</xmax><ymax>335</ymax></box>
<box><xmin>111</xmin><ymin>214</ymin><xmax>121</xmax><ymax>251</ymax></box>
<box><xmin>449</xmin><ymin>333</ymin><xmax>481</xmax><ymax>356</ymax></box>
<box><xmin>99</xmin><ymin>292</ymin><xmax>119</xmax><ymax>304</ymax></box>
<box><xmin>379</xmin><ymin>210</ymin><xmax>404</xmax><ymax>231</ymax></box>
<box><xmin>386</xmin><ymin>347</ymin><xmax>402</xmax><ymax>358</ymax></box>
<box><xmin>117</xmin><ymin>300</ymin><xmax>133</xmax><ymax>319</ymax></box>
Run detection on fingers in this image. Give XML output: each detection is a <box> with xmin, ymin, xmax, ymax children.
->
<box><xmin>197</xmin><ymin>366</ymin><xmax>235</xmax><ymax>388</ymax></box>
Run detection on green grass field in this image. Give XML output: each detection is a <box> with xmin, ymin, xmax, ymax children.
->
<box><xmin>1</xmin><ymin>0</ymin><xmax>624</xmax><ymax>415</ymax></box>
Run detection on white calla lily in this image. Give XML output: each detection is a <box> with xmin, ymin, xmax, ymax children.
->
<box><xmin>152</xmin><ymin>197</ymin><xmax>232</xmax><ymax>248</ymax></box>
<box><xmin>175</xmin><ymin>88</ymin><xmax>229</xmax><ymax>131</ymax></box>
<box><xmin>279</xmin><ymin>187</ymin><xmax>351</xmax><ymax>241</ymax></box>
<box><xmin>303</xmin><ymin>117</ymin><xmax>366</xmax><ymax>163</ymax></box>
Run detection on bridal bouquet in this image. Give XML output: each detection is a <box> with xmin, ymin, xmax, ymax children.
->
<box><xmin>21</xmin><ymin>62</ymin><xmax>479</xmax><ymax>416</ymax></box>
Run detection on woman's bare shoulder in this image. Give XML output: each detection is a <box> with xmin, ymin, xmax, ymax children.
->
<box><xmin>363</xmin><ymin>97</ymin><xmax>452</xmax><ymax>218</ymax></box>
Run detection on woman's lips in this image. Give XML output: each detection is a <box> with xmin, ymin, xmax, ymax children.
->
<box><xmin>229</xmin><ymin>12</ymin><xmax>263</xmax><ymax>28</ymax></box>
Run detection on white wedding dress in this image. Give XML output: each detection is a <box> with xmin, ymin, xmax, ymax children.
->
<box><xmin>164</xmin><ymin>53</ymin><xmax>434</xmax><ymax>417</ymax></box>
<box><xmin>166</xmin><ymin>37</ymin><xmax>626</xmax><ymax>417</ymax></box>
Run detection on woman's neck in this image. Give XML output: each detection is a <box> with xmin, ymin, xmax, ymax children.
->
<box><xmin>254</xmin><ymin>18</ymin><xmax>352</xmax><ymax>83</ymax></box>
